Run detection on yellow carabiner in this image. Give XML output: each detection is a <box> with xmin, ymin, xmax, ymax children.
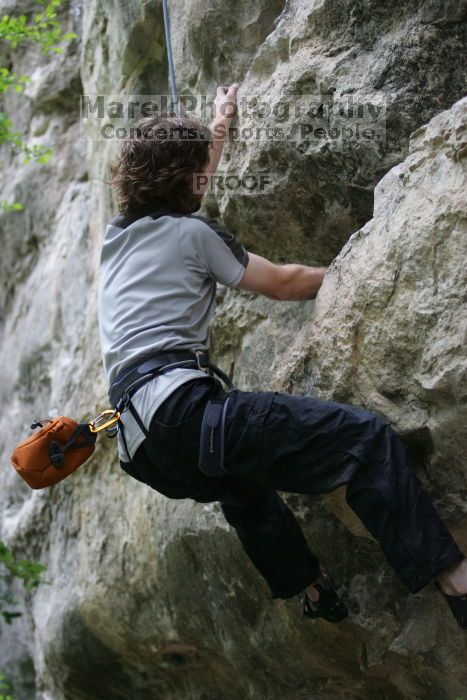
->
<box><xmin>88</xmin><ymin>409</ymin><xmax>121</xmax><ymax>434</ymax></box>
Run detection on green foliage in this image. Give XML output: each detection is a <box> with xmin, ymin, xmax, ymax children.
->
<box><xmin>0</xmin><ymin>671</ymin><xmax>14</xmax><ymax>700</ymax></box>
<box><xmin>0</xmin><ymin>540</ymin><xmax>50</xmax><ymax>626</ymax></box>
<box><xmin>0</xmin><ymin>0</ymin><xmax>77</xmax><ymax>54</ymax></box>
<box><xmin>0</xmin><ymin>5</ymin><xmax>59</xmax><ymax>695</ymax></box>
<box><xmin>0</xmin><ymin>0</ymin><xmax>77</xmax><ymax>210</ymax></box>
<box><xmin>0</xmin><ymin>68</ymin><xmax>30</xmax><ymax>95</ymax></box>
<box><xmin>0</xmin><ymin>0</ymin><xmax>78</xmax><ymax>100</ymax></box>
<box><xmin>0</xmin><ymin>542</ymin><xmax>50</xmax><ymax>699</ymax></box>
<box><xmin>0</xmin><ymin>113</ymin><xmax>53</xmax><ymax>164</ymax></box>
<box><xmin>0</xmin><ymin>201</ymin><xmax>23</xmax><ymax>211</ymax></box>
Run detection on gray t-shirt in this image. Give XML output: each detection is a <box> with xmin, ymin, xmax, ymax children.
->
<box><xmin>97</xmin><ymin>202</ymin><xmax>249</xmax><ymax>462</ymax></box>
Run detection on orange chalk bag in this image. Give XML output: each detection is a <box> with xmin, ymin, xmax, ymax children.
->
<box><xmin>10</xmin><ymin>409</ymin><xmax>121</xmax><ymax>490</ymax></box>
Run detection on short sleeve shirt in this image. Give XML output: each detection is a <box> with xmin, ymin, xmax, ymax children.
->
<box><xmin>97</xmin><ymin>202</ymin><xmax>249</xmax><ymax>462</ymax></box>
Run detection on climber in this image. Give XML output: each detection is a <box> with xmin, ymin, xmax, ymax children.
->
<box><xmin>97</xmin><ymin>83</ymin><xmax>467</xmax><ymax>629</ymax></box>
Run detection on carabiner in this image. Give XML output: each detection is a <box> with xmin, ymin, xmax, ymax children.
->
<box><xmin>88</xmin><ymin>409</ymin><xmax>121</xmax><ymax>434</ymax></box>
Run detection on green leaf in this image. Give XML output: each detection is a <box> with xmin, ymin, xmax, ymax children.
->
<box><xmin>35</xmin><ymin>152</ymin><xmax>53</xmax><ymax>164</ymax></box>
<box><xmin>0</xmin><ymin>201</ymin><xmax>24</xmax><ymax>211</ymax></box>
<box><xmin>2</xmin><ymin>611</ymin><xmax>22</xmax><ymax>625</ymax></box>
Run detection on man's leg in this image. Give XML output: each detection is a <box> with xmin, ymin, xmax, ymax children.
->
<box><xmin>222</xmin><ymin>389</ymin><xmax>465</xmax><ymax>596</ymax></box>
<box><xmin>217</xmin><ymin>475</ymin><xmax>322</xmax><ymax>600</ymax></box>
<box><xmin>341</xmin><ymin>416</ymin><xmax>465</xmax><ymax>594</ymax></box>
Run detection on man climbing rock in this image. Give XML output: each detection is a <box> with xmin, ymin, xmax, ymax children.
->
<box><xmin>97</xmin><ymin>83</ymin><xmax>467</xmax><ymax>629</ymax></box>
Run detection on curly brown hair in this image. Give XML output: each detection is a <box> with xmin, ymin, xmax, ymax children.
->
<box><xmin>106</xmin><ymin>114</ymin><xmax>213</xmax><ymax>216</ymax></box>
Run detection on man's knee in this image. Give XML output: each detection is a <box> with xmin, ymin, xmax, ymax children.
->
<box><xmin>369</xmin><ymin>412</ymin><xmax>399</xmax><ymax>440</ymax></box>
<box><xmin>343</xmin><ymin>408</ymin><xmax>396</xmax><ymax>462</ymax></box>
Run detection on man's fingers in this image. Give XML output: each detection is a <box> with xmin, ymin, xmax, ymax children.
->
<box><xmin>215</xmin><ymin>83</ymin><xmax>239</xmax><ymax>119</ymax></box>
<box><xmin>216</xmin><ymin>83</ymin><xmax>239</xmax><ymax>96</ymax></box>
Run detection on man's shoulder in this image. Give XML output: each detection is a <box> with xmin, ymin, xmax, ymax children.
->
<box><xmin>180</xmin><ymin>214</ymin><xmax>248</xmax><ymax>266</ymax></box>
<box><xmin>108</xmin><ymin>203</ymin><xmax>188</xmax><ymax>230</ymax></box>
<box><xmin>180</xmin><ymin>212</ymin><xmax>235</xmax><ymax>243</ymax></box>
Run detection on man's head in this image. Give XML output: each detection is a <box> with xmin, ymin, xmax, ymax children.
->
<box><xmin>107</xmin><ymin>114</ymin><xmax>213</xmax><ymax>216</ymax></box>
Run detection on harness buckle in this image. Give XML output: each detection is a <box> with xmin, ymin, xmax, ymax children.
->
<box><xmin>195</xmin><ymin>350</ymin><xmax>210</xmax><ymax>373</ymax></box>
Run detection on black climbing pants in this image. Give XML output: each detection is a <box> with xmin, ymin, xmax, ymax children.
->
<box><xmin>120</xmin><ymin>376</ymin><xmax>465</xmax><ymax>600</ymax></box>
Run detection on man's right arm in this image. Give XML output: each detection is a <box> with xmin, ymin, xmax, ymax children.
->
<box><xmin>234</xmin><ymin>252</ymin><xmax>328</xmax><ymax>301</ymax></box>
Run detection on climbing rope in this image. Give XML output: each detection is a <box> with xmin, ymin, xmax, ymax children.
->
<box><xmin>162</xmin><ymin>0</ymin><xmax>179</xmax><ymax>115</ymax></box>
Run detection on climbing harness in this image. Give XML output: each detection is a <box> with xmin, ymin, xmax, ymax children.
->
<box><xmin>198</xmin><ymin>394</ymin><xmax>231</xmax><ymax>477</ymax></box>
<box><xmin>107</xmin><ymin>348</ymin><xmax>233</xmax><ymax>473</ymax></box>
<box><xmin>162</xmin><ymin>0</ymin><xmax>178</xmax><ymax>115</ymax></box>
<box><xmin>9</xmin><ymin>349</ymin><xmax>233</xmax><ymax>489</ymax></box>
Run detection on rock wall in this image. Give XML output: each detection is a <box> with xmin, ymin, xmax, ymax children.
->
<box><xmin>0</xmin><ymin>0</ymin><xmax>466</xmax><ymax>698</ymax></box>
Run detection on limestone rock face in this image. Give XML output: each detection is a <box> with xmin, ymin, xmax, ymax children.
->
<box><xmin>0</xmin><ymin>0</ymin><xmax>466</xmax><ymax>698</ymax></box>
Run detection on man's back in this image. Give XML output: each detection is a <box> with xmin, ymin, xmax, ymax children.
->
<box><xmin>97</xmin><ymin>201</ymin><xmax>249</xmax><ymax>461</ymax></box>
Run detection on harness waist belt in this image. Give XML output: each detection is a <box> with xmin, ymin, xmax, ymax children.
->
<box><xmin>108</xmin><ymin>349</ymin><xmax>233</xmax><ymax>412</ymax></box>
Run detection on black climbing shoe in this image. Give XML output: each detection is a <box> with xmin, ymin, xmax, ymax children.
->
<box><xmin>299</xmin><ymin>569</ymin><xmax>348</xmax><ymax>624</ymax></box>
<box><xmin>435</xmin><ymin>581</ymin><xmax>467</xmax><ymax>630</ymax></box>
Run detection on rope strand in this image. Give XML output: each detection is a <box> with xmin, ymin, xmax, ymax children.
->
<box><xmin>162</xmin><ymin>0</ymin><xmax>179</xmax><ymax>115</ymax></box>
